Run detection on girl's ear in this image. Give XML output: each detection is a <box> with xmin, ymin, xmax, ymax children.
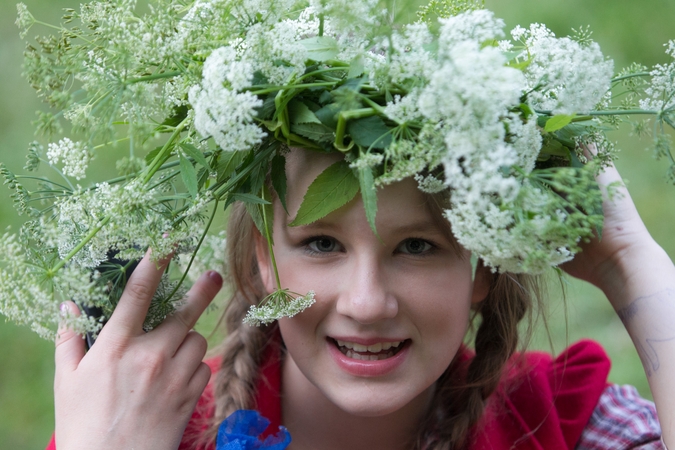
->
<box><xmin>254</xmin><ymin>230</ymin><xmax>275</xmax><ymax>293</ymax></box>
<box><xmin>471</xmin><ymin>261</ymin><xmax>492</xmax><ymax>305</ymax></box>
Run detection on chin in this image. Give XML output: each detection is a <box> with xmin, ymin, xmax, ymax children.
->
<box><xmin>328</xmin><ymin>386</ymin><xmax>429</xmax><ymax>418</ymax></box>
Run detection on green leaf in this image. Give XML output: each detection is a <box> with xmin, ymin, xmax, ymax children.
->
<box><xmin>357</xmin><ymin>166</ymin><xmax>378</xmax><ymax>236</ymax></box>
<box><xmin>506</xmin><ymin>57</ymin><xmax>531</xmax><ymax>71</ymax></box>
<box><xmin>258</xmin><ymin>94</ymin><xmax>277</xmax><ymax>120</ymax></box>
<box><xmin>271</xmin><ymin>153</ymin><xmax>288</xmax><ymax>213</ymax></box>
<box><xmin>539</xmin><ymin>138</ymin><xmax>569</xmax><ymax>159</ymax></box>
<box><xmin>348</xmin><ymin>116</ymin><xmax>393</xmax><ymax>149</ymax></box>
<box><xmin>348</xmin><ymin>55</ymin><xmax>365</xmax><ymax>79</ymax></box>
<box><xmin>291</xmin><ymin>123</ymin><xmax>335</xmax><ymax>143</ymax></box>
<box><xmin>179</xmin><ymin>143</ymin><xmax>210</xmax><ymax>169</ymax></box>
<box><xmin>144</xmin><ymin>146</ymin><xmax>163</xmax><ymax>166</ymax></box>
<box><xmin>231</xmin><ymin>193</ymin><xmax>270</xmax><ymax>204</ymax></box>
<box><xmin>179</xmin><ymin>152</ymin><xmax>198</xmax><ymax>198</ymax></box>
<box><xmin>262</xmin><ymin>120</ymin><xmax>283</xmax><ymax>132</ymax></box>
<box><xmin>215</xmin><ymin>150</ymin><xmax>246</xmax><ymax>182</ymax></box>
<box><xmin>288</xmin><ymin>100</ymin><xmax>322</xmax><ymax>125</ymax></box>
<box><xmin>314</xmin><ymin>103</ymin><xmax>341</xmax><ymax>128</ymax></box>
<box><xmin>245</xmin><ymin>202</ymin><xmax>265</xmax><ymax>236</ymax></box>
<box><xmin>161</xmin><ymin>105</ymin><xmax>189</xmax><ymax>128</ymax></box>
<box><xmin>300</xmin><ymin>36</ymin><xmax>340</xmax><ymax>61</ymax></box>
<box><xmin>544</xmin><ymin>114</ymin><xmax>576</xmax><ymax>133</ymax></box>
<box><xmin>289</xmin><ymin>160</ymin><xmax>359</xmax><ymax>226</ymax></box>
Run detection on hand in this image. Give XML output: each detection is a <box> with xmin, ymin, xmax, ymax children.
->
<box><xmin>561</xmin><ymin>153</ymin><xmax>675</xmax><ymax>449</ymax></box>
<box><xmin>560</xmin><ymin>154</ymin><xmax>662</xmax><ymax>303</ymax></box>
<box><xmin>54</xmin><ymin>250</ymin><xmax>223</xmax><ymax>450</ymax></box>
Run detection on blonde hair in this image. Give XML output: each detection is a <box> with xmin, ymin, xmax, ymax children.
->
<box><xmin>205</xmin><ymin>196</ymin><xmax>542</xmax><ymax>450</ymax></box>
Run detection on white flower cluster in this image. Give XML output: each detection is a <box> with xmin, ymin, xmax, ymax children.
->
<box><xmin>513</xmin><ymin>24</ymin><xmax>614</xmax><ymax>114</ymax></box>
<box><xmin>15</xmin><ymin>3</ymin><xmax>35</xmax><ymax>38</ymax></box>
<box><xmin>244</xmin><ymin>290</ymin><xmax>316</xmax><ymax>326</ymax></box>
<box><xmin>640</xmin><ymin>40</ymin><xmax>675</xmax><ymax>112</ymax></box>
<box><xmin>244</xmin><ymin>21</ymin><xmax>308</xmax><ymax>85</ymax></box>
<box><xmin>309</xmin><ymin>0</ymin><xmax>380</xmax><ymax>41</ymax></box>
<box><xmin>47</xmin><ymin>138</ymin><xmax>91</xmax><ymax>180</ymax></box>
<box><xmin>0</xmin><ymin>233</ymin><xmax>105</xmax><ymax>339</ymax></box>
<box><xmin>189</xmin><ymin>46</ymin><xmax>266</xmax><ymax>152</ymax></box>
<box><xmin>42</xmin><ymin>180</ymin><xmax>200</xmax><ymax>269</ymax></box>
<box><xmin>178</xmin><ymin>230</ymin><xmax>228</xmax><ymax>284</ymax></box>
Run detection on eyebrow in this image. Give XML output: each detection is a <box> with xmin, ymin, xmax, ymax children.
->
<box><xmin>287</xmin><ymin>218</ymin><xmax>445</xmax><ymax>237</ymax></box>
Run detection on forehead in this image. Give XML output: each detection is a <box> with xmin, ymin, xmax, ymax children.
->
<box><xmin>283</xmin><ymin>148</ymin><xmax>451</xmax><ymax>238</ymax></box>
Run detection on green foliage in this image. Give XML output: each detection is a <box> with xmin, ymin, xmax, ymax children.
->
<box><xmin>348</xmin><ymin>116</ymin><xmax>393</xmax><ymax>149</ymax></box>
<box><xmin>179</xmin><ymin>152</ymin><xmax>198</xmax><ymax>198</ymax></box>
<box><xmin>544</xmin><ymin>114</ymin><xmax>575</xmax><ymax>133</ymax></box>
<box><xmin>356</xmin><ymin>165</ymin><xmax>378</xmax><ymax>235</ymax></box>
<box><xmin>300</xmin><ymin>36</ymin><xmax>340</xmax><ymax>61</ymax></box>
<box><xmin>289</xmin><ymin>160</ymin><xmax>360</xmax><ymax>226</ymax></box>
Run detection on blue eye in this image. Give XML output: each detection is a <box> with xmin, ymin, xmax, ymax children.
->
<box><xmin>399</xmin><ymin>238</ymin><xmax>433</xmax><ymax>255</ymax></box>
<box><xmin>307</xmin><ymin>236</ymin><xmax>338</xmax><ymax>253</ymax></box>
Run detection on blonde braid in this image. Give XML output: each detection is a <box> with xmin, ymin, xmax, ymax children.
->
<box><xmin>203</xmin><ymin>203</ymin><xmax>277</xmax><ymax>443</ymax></box>
<box><xmin>417</xmin><ymin>273</ymin><xmax>539</xmax><ymax>450</ymax></box>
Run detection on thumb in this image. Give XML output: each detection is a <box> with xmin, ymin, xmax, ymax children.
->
<box><xmin>55</xmin><ymin>301</ymin><xmax>86</xmax><ymax>374</ymax></box>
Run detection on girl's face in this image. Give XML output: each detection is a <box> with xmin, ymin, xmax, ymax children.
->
<box><xmin>256</xmin><ymin>149</ymin><xmax>489</xmax><ymax>417</ymax></box>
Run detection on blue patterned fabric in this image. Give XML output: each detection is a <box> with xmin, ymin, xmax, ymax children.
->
<box><xmin>215</xmin><ymin>410</ymin><xmax>291</xmax><ymax>450</ymax></box>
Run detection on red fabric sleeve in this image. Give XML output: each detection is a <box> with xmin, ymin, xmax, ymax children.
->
<box><xmin>470</xmin><ymin>340</ymin><xmax>611</xmax><ymax>450</ymax></box>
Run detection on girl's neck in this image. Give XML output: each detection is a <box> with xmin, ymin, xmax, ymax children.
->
<box><xmin>281</xmin><ymin>355</ymin><xmax>434</xmax><ymax>450</ymax></box>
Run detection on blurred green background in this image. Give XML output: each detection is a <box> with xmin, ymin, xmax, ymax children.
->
<box><xmin>1</xmin><ymin>0</ymin><xmax>674</xmax><ymax>448</ymax></box>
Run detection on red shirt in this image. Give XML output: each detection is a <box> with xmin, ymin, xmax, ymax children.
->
<box><xmin>47</xmin><ymin>340</ymin><xmax>661</xmax><ymax>449</ymax></box>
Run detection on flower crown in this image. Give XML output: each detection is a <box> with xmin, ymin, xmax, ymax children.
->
<box><xmin>2</xmin><ymin>0</ymin><xmax>675</xmax><ymax>336</ymax></box>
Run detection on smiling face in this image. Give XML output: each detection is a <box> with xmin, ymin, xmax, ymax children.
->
<box><xmin>255</xmin><ymin>149</ymin><xmax>489</xmax><ymax>418</ymax></box>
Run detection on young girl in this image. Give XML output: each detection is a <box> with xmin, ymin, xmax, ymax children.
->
<box><xmin>49</xmin><ymin>145</ymin><xmax>675</xmax><ymax>450</ymax></box>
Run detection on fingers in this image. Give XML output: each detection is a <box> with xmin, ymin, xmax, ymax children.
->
<box><xmin>106</xmin><ymin>249</ymin><xmax>171</xmax><ymax>337</ymax></box>
<box><xmin>174</xmin><ymin>331</ymin><xmax>209</xmax><ymax>371</ymax></box>
<box><xmin>188</xmin><ymin>362</ymin><xmax>212</xmax><ymax>398</ymax></box>
<box><xmin>55</xmin><ymin>301</ymin><xmax>86</xmax><ymax>374</ymax></box>
<box><xmin>154</xmin><ymin>271</ymin><xmax>223</xmax><ymax>352</ymax></box>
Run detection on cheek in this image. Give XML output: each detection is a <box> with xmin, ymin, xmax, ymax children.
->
<box><xmin>401</xmin><ymin>264</ymin><xmax>474</xmax><ymax>362</ymax></box>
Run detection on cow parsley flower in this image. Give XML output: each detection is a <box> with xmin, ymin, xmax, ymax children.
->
<box><xmin>385</xmin><ymin>23</ymin><xmax>436</xmax><ymax>86</ymax></box>
<box><xmin>640</xmin><ymin>40</ymin><xmax>675</xmax><ymax>112</ymax></box>
<box><xmin>244</xmin><ymin>290</ymin><xmax>316</xmax><ymax>326</ymax></box>
<box><xmin>15</xmin><ymin>3</ymin><xmax>35</xmax><ymax>38</ymax></box>
<box><xmin>189</xmin><ymin>46</ymin><xmax>266</xmax><ymax>152</ymax></box>
<box><xmin>437</xmin><ymin>9</ymin><xmax>505</xmax><ymax>51</ymax></box>
<box><xmin>516</xmin><ymin>24</ymin><xmax>614</xmax><ymax>114</ymax></box>
<box><xmin>47</xmin><ymin>138</ymin><xmax>91</xmax><ymax>180</ymax></box>
<box><xmin>244</xmin><ymin>21</ymin><xmax>308</xmax><ymax>85</ymax></box>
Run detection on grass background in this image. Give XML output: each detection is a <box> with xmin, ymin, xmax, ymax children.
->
<box><xmin>0</xmin><ymin>0</ymin><xmax>674</xmax><ymax>448</ymax></box>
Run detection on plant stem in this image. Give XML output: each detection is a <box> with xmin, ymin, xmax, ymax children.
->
<box><xmin>334</xmin><ymin>108</ymin><xmax>377</xmax><ymax>150</ymax></box>
<box><xmin>261</xmin><ymin>188</ymin><xmax>282</xmax><ymax>289</ymax></box>
<box><xmin>212</xmin><ymin>144</ymin><xmax>276</xmax><ymax>199</ymax></box>
<box><xmin>611</xmin><ymin>72</ymin><xmax>651</xmax><ymax>83</ymax></box>
<box><xmin>165</xmin><ymin>198</ymin><xmax>219</xmax><ymax>303</ymax></box>
<box><xmin>588</xmin><ymin>109</ymin><xmax>659</xmax><ymax>116</ymax></box>
<box><xmin>143</xmin><ymin>119</ymin><xmax>188</xmax><ymax>184</ymax></box>
<box><xmin>250</xmin><ymin>82</ymin><xmax>335</xmax><ymax>96</ymax></box>
<box><xmin>126</xmin><ymin>71</ymin><xmax>182</xmax><ymax>84</ymax></box>
<box><xmin>48</xmin><ymin>216</ymin><xmax>111</xmax><ymax>275</ymax></box>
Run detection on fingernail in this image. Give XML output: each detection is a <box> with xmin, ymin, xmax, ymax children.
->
<box><xmin>208</xmin><ymin>271</ymin><xmax>223</xmax><ymax>286</ymax></box>
<box><xmin>59</xmin><ymin>302</ymin><xmax>70</xmax><ymax>318</ymax></box>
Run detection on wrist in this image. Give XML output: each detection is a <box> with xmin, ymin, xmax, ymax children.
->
<box><xmin>594</xmin><ymin>238</ymin><xmax>675</xmax><ymax>310</ymax></box>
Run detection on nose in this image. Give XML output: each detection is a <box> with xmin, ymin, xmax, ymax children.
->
<box><xmin>335</xmin><ymin>254</ymin><xmax>398</xmax><ymax>324</ymax></box>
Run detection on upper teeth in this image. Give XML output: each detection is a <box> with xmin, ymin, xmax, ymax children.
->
<box><xmin>335</xmin><ymin>340</ymin><xmax>403</xmax><ymax>352</ymax></box>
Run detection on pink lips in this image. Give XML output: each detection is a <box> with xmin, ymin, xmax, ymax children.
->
<box><xmin>327</xmin><ymin>338</ymin><xmax>409</xmax><ymax>377</ymax></box>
